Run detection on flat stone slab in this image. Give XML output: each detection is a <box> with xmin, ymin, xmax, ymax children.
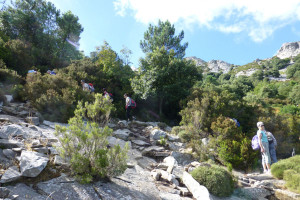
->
<box><xmin>0</xmin><ymin>166</ymin><xmax>21</xmax><ymax>183</ymax></box>
<box><xmin>37</xmin><ymin>175</ymin><xmax>98</xmax><ymax>200</ymax></box>
<box><xmin>0</xmin><ymin>139</ymin><xmax>23</xmax><ymax>149</ymax></box>
<box><xmin>132</xmin><ymin>139</ymin><xmax>151</xmax><ymax>146</ymax></box>
<box><xmin>6</xmin><ymin>183</ymin><xmax>47</xmax><ymax>200</ymax></box>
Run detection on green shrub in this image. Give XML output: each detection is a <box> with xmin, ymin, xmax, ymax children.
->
<box><xmin>0</xmin><ymin>60</ymin><xmax>23</xmax><ymax>84</ymax></box>
<box><xmin>283</xmin><ymin>169</ymin><xmax>300</xmax><ymax>194</ymax></box>
<box><xmin>11</xmin><ymin>84</ymin><xmax>25</xmax><ymax>101</ymax></box>
<box><xmin>271</xmin><ymin>155</ymin><xmax>300</xmax><ymax>193</ymax></box>
<box><xmin>55</xmin><ymin>94</ymin><xmax>129</xmax><ymax>183</ymax></box>
<box><xmin>271</xmin><ymin>155</ymin><xmax>300</xmax><ymax>179</ymax></box>
<box><xmin>191</xmin><ymin>165</ymin><xmax>234</xmax><ymax>197</ymax></box>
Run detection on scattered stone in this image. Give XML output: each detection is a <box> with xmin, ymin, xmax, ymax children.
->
<box><xmin>107</xmin><ymin>136</ymin><xmax>132</xmax><ymax>149</ymax></box>
<box><xmin>151</xmin><ymin>170</ymin><xmax>161</xmax><ymax>181</ymax></box>
<box><xmin>33</xmin><ymin>147</ymin><xmax>49</xmax><ymax>154</ymax></box>
<box><xmin>182</xmin><ymin>171</ymin><xmax>211</xmax><ymax>200</ymax></box>
<box><xmin>150</xmin><ymin>129</ymin><xmax>167</xmax><ymax>140</ymax></box>
<box><xmin>0</xmin><ymin>166</ymin><xmax>21</xmax><ymax>183</ymax></box>
<box><xmin>167</xmin><ymin>134</ymin><xmax>181</xmax><ymax>142</ymax></box>
<box><xmin>142</xmin><ymin>146</ymin><xmax>165</xmax><ymax>157</ymax></box>
<box><xmin>53</xmin><ymin>155</ymin><xmax>67</xmax><ymax>166</ymax></box>
<box><xmin>177</xmin><ymin>186</ymin><xmax>190</xmax><ymax>196</ymax></box>
<box><xmin>25</xmin><ymin>117</ymin><xmax>40</xmax><ymax>126</ymax></box>
<box><xmin>132</xmin><ymin>139</ymin><xmax>150</xmax><ymax>146</ymax></box>
<box><xmin>48</xmin><ymin>147</ymin><xmax>59</xmax><ymax>155</ymax></box>
<box><xmin>113</xmin><ymin>129</ymin><xmax>131</xmax><ymax>140</ymax></box>
<box><xmin>159</xmin><ymin>192</ymin><xmax>183</xmax><ymax>200</ymax></box>
<box><xmin>11</xmin><ymin>148</ymin><xmax>22</xmax><ymax>152</ymax></box>
<box><xmin>0</xmin><ymin>139</ymin><xmax>23</xmax><ymax>149</ymax></box>
<box><xmin>20</xmin><ymin>151</ymin><xmax>49</xmax><ymax>177</ymax></box>
<box><xmin>171</xmin><ymin>151</ymin><xmax>193</xmax><ymax>165</ymax></box>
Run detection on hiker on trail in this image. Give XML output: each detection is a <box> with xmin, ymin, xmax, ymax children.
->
<box><xmin>81</xmin><ymin>80</ymin><xmax>90</xmax><ymax>92</ymax></box>
<box><xmin>266</xmin><ymin>131</ymin><xmax>278</xmax><ymax>164</ymax></box>
<box><xmin>103</xmin><ymin>88</ymin><xmax>113</xmax><ymax>101</ymax></box>
<box><xmin>257</xmin><ymin>121</ymin><xmax>272</xmax><ymax>174</ymax></box>
<box><xmin>47</xmin><ymin>70</ymin><xmax>56</xmax><ymax>75</ymax></box>
<box><xmin>28</xmin><ymin>69</ymin><xmax>37</xmax><ymax>74</ymax></box>
<box><xmin>124</xmin><ymin>93</ymin><xmax>136</xmax><ymax>121</ymax></box>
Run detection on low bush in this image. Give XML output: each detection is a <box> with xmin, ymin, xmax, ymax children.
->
<box><xmin>271</xmin><ymin>155</ymin><xmax>300</xmax><ymax>179</ymax></box>
<box><xmin>55</xmin><ymin>94</ymin><xmax>129</xmax><ymax>183</ymax></box>
<box><xmin>191</xmin><ymin>164</ymin><xmax>234</xmax><ymax>197</ymax></box>
<box><xmin>271</xmin><ymin>155</ymin><xmax>300</xmax><ymax>193</ymax></box>
<box><xmin>283</xmin><ymin>169</ymin><xmax>300</xmax><ymax>194</ymax></box>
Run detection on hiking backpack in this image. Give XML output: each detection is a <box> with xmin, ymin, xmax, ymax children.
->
<box><xmin>88</xmin><ymin>83</ymin><xmax>95</xmax><ymax>92</ymax></box>
<box><xmin>251</xmin><ymin>135</ymin><xmax>260</xmax><ymax>150</ymax></box>
<box><xmin>130</xmin><ymin>99</ymin><xmax>136</xmax><ymax>109</ymax></box>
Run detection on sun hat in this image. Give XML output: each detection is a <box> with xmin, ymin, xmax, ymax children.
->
<box><xmin>257</xmin><ymin>121</ymin><xmax>264</xmax><ymax>128</ymax></box>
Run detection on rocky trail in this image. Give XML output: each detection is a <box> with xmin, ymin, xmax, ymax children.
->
<box><xmin>0</xmin><ymin>96</ymin><xmax>299</xmax><ymax>200</ymax></box>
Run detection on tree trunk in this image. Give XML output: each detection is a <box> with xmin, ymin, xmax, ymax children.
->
<box><xmin>159</xmin><ymin>97</ymin><xmax>163</xmax><ymax>116</ymax></box>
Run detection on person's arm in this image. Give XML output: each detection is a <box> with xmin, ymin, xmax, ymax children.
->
<box><xmin>258</xmin><ymin>131</ymin><xmax>264</xmax><ymax>152</ymax></box>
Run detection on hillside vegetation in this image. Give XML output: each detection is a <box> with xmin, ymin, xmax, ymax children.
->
<box><xmin>1</xmin><ymin>0</ymin><xmax>299</xmax><ymax>173</ymax></box>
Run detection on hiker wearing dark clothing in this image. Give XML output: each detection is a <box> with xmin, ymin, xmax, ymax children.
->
<box><xmin>47</xmin><ymin>70</ymin><xmax>56</xmax><ymax>75</ymax></box>
<box><xmin>266</xmin><ymin>131</ymin><xmax>278</xmax><ymax>164</ymax></box>
<box><xmin>124</xmin><ymin>93</ymin><xmax>136</xmax><ymax>121</ymax></box>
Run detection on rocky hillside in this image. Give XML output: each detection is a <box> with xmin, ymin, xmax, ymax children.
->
<box><xmin>185</xmin><ymin>57</ymin><xmax>233</xmax><ymax>74</ymax></box>
<box><xmin>186</xmin><ymin>41</ymin><xmax>300</xmax><ymax>78</ymax></box>
<box><xmin>1</xmin><ymin>96</ymin><xmax>300</xmax><ymax>200</ymax></box>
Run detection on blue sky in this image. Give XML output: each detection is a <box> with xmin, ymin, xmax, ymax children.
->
<box><xmin>48</xmin><ymin>0</ymin><xmax>300</xmax><ymax>68</ymax></box>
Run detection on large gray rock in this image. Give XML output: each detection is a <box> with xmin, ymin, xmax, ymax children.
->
<box><xmin>151</xmin><ymin>129</ymin><xmax>167</xmax><ymax>140</ymax></box>
<box><xmin>20</xmin><ymin>151</ymin><xmax>49</xmax><ymax>177</ymax></box>
<box><xmin>182</xmin><ymin>171</ymin><xmax>212</xmax><ymax>200</ymax></box>
<box><xmin>171</xmin><ymin>151</ymin><xmax>193</xmax><ymax>165</ymax></box>
<box><xmin>0</xmin><ymin>124</ymin><xmax>24</xmax><ymax>139</ymax></box>
<box><xmin>107</xmin><ymin>136</ymin><xmax>132</xmax><ymax>149</ymax></box>
<box><xmin>112</xmin><ymin>129</ymin><xmax>131</xmax><ymax>140</ymax></box>
<box><xmin>6</xmin><ymin>183</ymin><xmax>47</xmax><ymax>200</ymax></box>
<box><xmin>25</xmin><ymin>117</ymin><xmax>40</xmax><ymax>126</ymax></box>
<box><xmin>0</xmin><ymin>166</ymin><xmax>21</xmax><ymax>183</ymax></box>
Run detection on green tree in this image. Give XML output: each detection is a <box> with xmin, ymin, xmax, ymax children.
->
<box><xmin>132</xmin><ymin>47</ymin><xmax>200</xmax><ymax>117</ymax></box>
<box><xmin>288</xmin><ymin>85</ymin><xmax>300</xmax><ymax>105</ymax></box>
<box><xmin>140</xmin><ymin>20</ymin><xmax>188</xmax><ymax>59</ymax></box>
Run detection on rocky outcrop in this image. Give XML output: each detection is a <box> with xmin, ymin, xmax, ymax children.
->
<box><xmin>185</xmin><ymin>57</ymin><xmax>233</xmax><ymax>74</ymax></box>
<box><xmin>275</xmin><ymin>41</ymin><xmax>300</xmax><ymax>59</ymax></box>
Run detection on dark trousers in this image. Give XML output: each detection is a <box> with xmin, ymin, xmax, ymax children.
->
<box><xmin>126</xmin><ymin>106</ymin><xmax>132</xmax><ymax>120</ymax></box>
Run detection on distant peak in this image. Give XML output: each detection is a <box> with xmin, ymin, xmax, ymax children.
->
<box><xmin>275</xmin><ymin>41</ymin><xmax>300</xmax><ymax>59</ymax></box>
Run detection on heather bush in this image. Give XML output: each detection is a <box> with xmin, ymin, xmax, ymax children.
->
<box><xmin>55</xmin><ymin>94</ymin><xmax>128</xmax><ymax>183</ymax></box>
<box><xmin>191</xmin><ymin>165</ymin><xmax>234</xmax><ymax>197</ymax></box>
<box><xmin>24</xmin><ymin>72</ymin><xmax>91</xmax><ymax>122</ymax></box>
<box><xmin>271</xmin><ymin>156</ymin><xmax>300</xmax><ymax>193</ymax></box>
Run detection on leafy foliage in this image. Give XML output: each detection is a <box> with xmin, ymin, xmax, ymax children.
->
<box><xmin>271</xmin><ymin>156</ymin><xmax>300</xmax><ymax>193</ymax></box>
<box><xmin>55</xmin><ymin>94</ymin><xmax>129</xmax><ymax>183</ymax></box>
<box><xmin>191</xmin><ymin>165</ymin><xmax>234</xmax><ymax>197</ymax></box>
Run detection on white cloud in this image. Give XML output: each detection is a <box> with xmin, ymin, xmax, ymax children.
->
<box><xmin>113</xmin><ymin>0</ymin><xmax>300</xmax><ymax>42</ymax></box>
